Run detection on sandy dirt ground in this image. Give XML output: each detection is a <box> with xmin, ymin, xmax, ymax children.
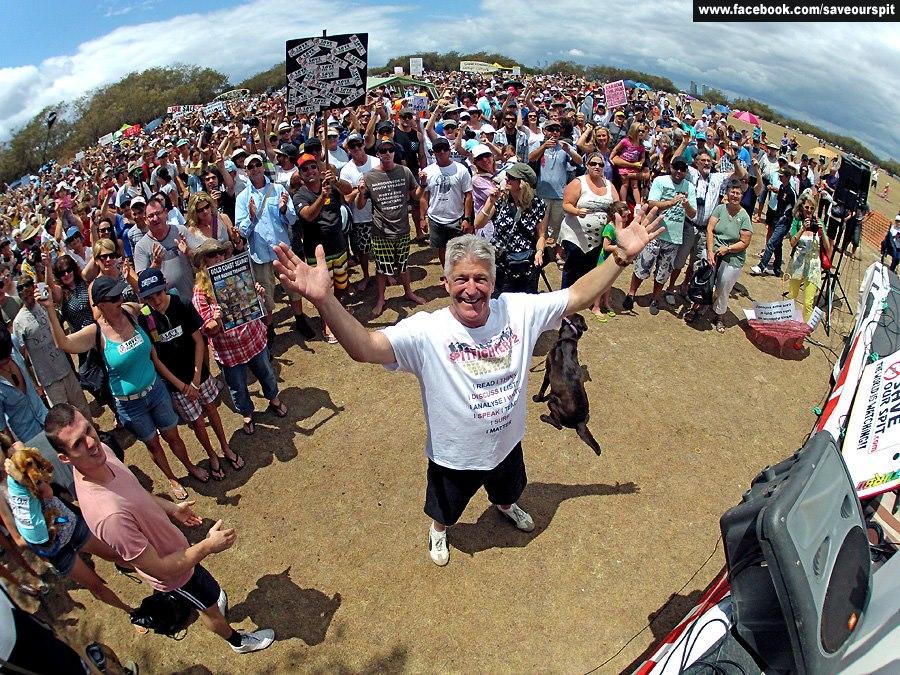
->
<box><xmin>6</xmin><ymin>222</ymin><xmax>877</xmax><ymax>675</ymax></box>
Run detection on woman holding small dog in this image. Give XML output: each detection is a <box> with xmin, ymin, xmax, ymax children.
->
<box><xmin>0</xmin><ymin>444</ymin><xmax>135</xmax><ymax>615</ymax></box>
<box><xmin>475</xmin><ymin>163</ymin><xmax>549</xmax><ymax>296</ymax></box>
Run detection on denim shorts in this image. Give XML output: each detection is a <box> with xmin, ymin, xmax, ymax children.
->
<box><xmin>30</xmin><ymin>516</ymin><xmax>91</xmax><ymax>576</ymax></box>
<box><xmin>114</xmin><ymin>377</ymin><xmax>180</xmax><ymax>442</ymax></box>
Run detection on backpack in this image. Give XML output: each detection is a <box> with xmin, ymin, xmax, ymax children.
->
<box><xmin>130</xmin><ymin>591</ymin><xmax>190</xmax><ymax>638</ymax></box>
<box><xmin>688</xmin><ymin>259</ymin><xmax>715</xmax><ymax>306</ymax></box>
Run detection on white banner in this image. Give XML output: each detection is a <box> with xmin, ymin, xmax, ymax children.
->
<box><xmin>409</xmin><ymin>57</ymin><xmax>423</xmax><ymax>76</ymax></box>
<box><xmin>98</xmin><ymin>133</ymin><xmax>114</xmax><ymax>146</ymax></box>
<box><xmin>460</xmin><ymin>61</ymin><xmax>495</xmax><ymax>73</ymax></box>
<box><xmin>203</xmin><ymin>101</ymin><xmax>226</xmax><ymax>117</ymax></box>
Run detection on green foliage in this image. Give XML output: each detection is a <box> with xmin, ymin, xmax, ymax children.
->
<box><xmin>0</xmin><ymin>106</ymin><xmax>74</xmax><ymax>182</ymax></box>
<box><xmin>236</xmin><ymin>63</ymin><xmax>284</xmax><ymax>93</ymax></box>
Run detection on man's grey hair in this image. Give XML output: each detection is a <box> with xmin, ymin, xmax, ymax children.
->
<box><xmin>443</xmin><ymin>234</ymin><xmax>496</xmax><ymax>281</ymax></box>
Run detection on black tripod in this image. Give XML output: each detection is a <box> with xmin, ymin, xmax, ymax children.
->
<box><xmin>816</xmin><ymin>203</ymin><xmax>854</xmax><ymax>336</ymax></box>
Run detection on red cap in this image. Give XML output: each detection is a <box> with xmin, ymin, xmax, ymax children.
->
<box><xmin>298</xmin><ymin>153</ymin><xmax>317</xmax><ymax>166</ymax></box>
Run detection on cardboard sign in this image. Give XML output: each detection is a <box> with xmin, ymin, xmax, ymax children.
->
<box><xmin>460</xmin><ymin>61</ymin><xmax>495</xmax><ymax>73</ymax></box>
<box><xmin>207</xmin><ymin>252</ymin><xmax>265</xmax><ymax>332</ymax></box>
<box><xmin>409</xmin><ymin>57</ymin><xmax>423</xmax><ymax>76</ymax></box>
<box><xmin>604</xmin><ymin>80</ymin><xmax>628</xmax><ymax>108</ymax></box>
<box><xmin>752</xmin><ymin>300</ymin><xmax>799</xmax><ymax>323</ymax></box>
<box><xmin>203</xmin><ymin>101</ymin><xmax>226</xmax><ymax>117</ymax></box>
<box><xmin>394</xmin><ymin>66</ymin><xmax>403</xmax><ymax>75</ymax></box>
<box><xmin>842</xmin><ymin>355</ymin><xmax>900</xmax><ymax>498</ymax></box>
<box><xmin>511</xmin><ymin>66</ymin><xmax>521</xmax><ymax>76</ymax></box>
<box><xmin>98</xmin><ymin>133</ymin><xmax>114</xmax><ymax>146</ymax></box>
<box><xmin>286</xmin><ymin>33</ymin><xmax>368</xmax><ymax>114</ymax></box>
<box><xmin>411</xmin><ymin>95</ymin><xmax>429</xmax><ymax>112</ymax></box>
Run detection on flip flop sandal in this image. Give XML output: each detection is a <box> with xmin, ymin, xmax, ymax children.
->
<box><xmin>169</xmin><ymin>483</ymin><xmax>189</xmax><ymax>501</ymax></box>
<box><xmin>267</xmin><ymin>401</ymin><xmax>288</xmax><ymax>417</ymax></box>
<box><xmin>210</xmin><ymin>466</ymin><xmax>226</xmax><ymax>481</ymax></box>
<box><xmin>325</xmin><ymin>334</ymin><xmax>339</xmax><ymax>344</ymax></box>
<box><xmin>591</xmin><ymin>312</ymin><xmax>608</xmax><ymax>324</ymax></box>
<box><xmin>242</xmin><ymin>418</ymin><xmax>255</xmax><ymax>435</ymax></box>
<box><xmin>227</xmin><ymin>453</ymin><xmax>245</xmax><ymax>471</ymax></box>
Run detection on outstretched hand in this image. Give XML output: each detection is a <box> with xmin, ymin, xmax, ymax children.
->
<box><xmin>272</xmin><ymin>242</ymin><xmax>333</xmax><ymax>305</ymax></box>
<box><xmin>613</xmin><ymin>205</ymin><xmax>665</xmax><ymax>260</ymax></box>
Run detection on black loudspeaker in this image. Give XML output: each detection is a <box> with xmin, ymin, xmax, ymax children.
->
<box><xmin>720</xmin><ymin>432</ymin><xmax>871</xmax><ymax>674</ymax></box>
<box><xmin>834</xmin><ymin>156</ymin><xmax>871</xmax><ymax>211</ymax></box>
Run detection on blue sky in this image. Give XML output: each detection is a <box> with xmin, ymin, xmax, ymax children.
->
<box><xmin>0</xmin><ymin>0</ymin><xmax>897</xmax><ymax>159</ymax></box>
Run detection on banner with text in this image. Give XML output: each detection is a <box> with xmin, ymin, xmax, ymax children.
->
<box><xmin>604</xmin><ymin>80</ymin><xmax>628</xmax><ymax>108</ymax></box>
<box><xmin>207</xmin><ymin>252</ymin><xmax>265</xmax><ymax>332</ymax></box>
<box><xmin>286</xmin><ymin>33</ymin><xmax>368</xmax><ymax>114</ymax></box>
<box><xmin>460</xmin><ymin>61</ymin><xmax>495</xmax><ymax>73</ymax></box>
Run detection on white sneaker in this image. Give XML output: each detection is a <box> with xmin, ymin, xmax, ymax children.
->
<box><xmin>428</xmin><ymin>525</ymin><xmax>449</xmax><ymax>566</ymax></box>
<box><xmin>217</xmin><ymin>589</ymin><xmax>228</xmax><ymax>617</ymax></box>
<box><xmin>231</xmin><ymin>628</ymin><xmax>275</xmax><ymax>654</ymax></box>
<box><xmin>750</xmin><ymin>265</ymin><xmax>764</xmax><ymax>276</ymax></box>
<box><xmin>498</xmin><ymin>503</ymin><xmax>535</xmax><ymax>532</ymax></box>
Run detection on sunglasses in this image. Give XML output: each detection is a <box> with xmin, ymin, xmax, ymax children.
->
<box><xmin>348</xmin><ymin>142</ymin><xmax>363</xmax><ymax>149</ymax></box>
<box><xmin>57</xmin><ymin>268</ymin><xmax>74</xmax><ymax>275</ymax></box>
<box><xmin>587</xmin><ymin>161</ymin><xmax>604</xmax><ymax>167</ymax></box>
<box><xmin>433</xmin><ymin>146</ymin><xmax>450</xmax><ymax>153</ymax></box>
<box><xmin>98</xmin><ymin>253</ymin><xmax>117</xmax><ymax>261</ymax></box>
<box><xmin>400</xmin><ymin>114</ymin><xmax>413</xmax><ymax>119</ymax></box>
<box><xmin>377</xmin><ymin>148</ymin><xmax>395</xmax><ymax>154</ymax></box>
<box><xmin>247</xmin><ymin>162</ymin><xmax>263</xmax><ymax>169</ymax></box>
<box><xmin>196</xmin><ymin>203</ymin><xmax>212</xmax><ymax>213</ymax></box>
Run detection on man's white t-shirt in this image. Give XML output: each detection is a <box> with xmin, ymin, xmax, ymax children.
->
<box><xmin>423</xmin><ymin>161</ymin><xmax>473</xmax><ymax>225</ymax></box>
<box><xmin>382</xmin><ymin>289</ymin><xmax>570</xmax><ymax>471</ymax></box>
<box><xmin>340</xmin><ymin>156</ymin><xmax>381</xmax><ymax>222</ymax></box>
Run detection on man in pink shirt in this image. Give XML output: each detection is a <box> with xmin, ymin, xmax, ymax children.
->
<box><xmin>44</xmin><ymin>404</ymin><xmax>274</xmax><ymax>654</ymax></box>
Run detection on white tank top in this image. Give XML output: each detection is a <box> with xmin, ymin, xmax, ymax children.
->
<box><xmin>559</xmin><ymin>175</ymin><xmax>614</xmax><ymax>252</ymax></box>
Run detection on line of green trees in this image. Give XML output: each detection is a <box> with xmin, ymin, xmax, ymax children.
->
<box><xmin>2</xmin><ymin>52</ymin><xmax>895</xmax><ymax>185</ymax></box>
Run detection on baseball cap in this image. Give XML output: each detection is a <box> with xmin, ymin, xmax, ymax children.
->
<box><xmin>471</xmin><ymin>144</ymin><xmax>492</xmax><ymax>159</ymax></box>
<box><xmin>156</xmin><ymin>149</ymin><xmax>168</xmax><ymax>159</ymax></box>
<box><xmin>431</xmin><ymin>136</ymin><xmax>451</xmax><ymax>150</ymax></box>
<box><xmin>64</xmin><ymin>226</ymin><xmax>82</xmax><ymax>241</ymax></box>
<box><xmin>244</xmin><ymin>154</ymin><xmax>264</xmax><ymax>166</ymax></box>
<box><xmin>90</xmin><ymin>276</ymin><xmax>128</xmax><ymax>305</ymax></box>
<box><xmin>137</xmin><ymin>268</ymin><xmax>167</xmax><ymax>297</ymax></box>
<box><xmin>176</xmin><ymin>139</ymin><xmax>189</xmax><ymax>148</ymax></box>
<box><xmin>130</xmin><ymin>196</ymin><xmax>147</xmax><ymax>208</ymax></box>
<box><xmin>671</xmin><ymin>157</ymin><xmax>689</xmax><ymax>170</ymax></box>
<box><xmin>326</xmin><ymin>127</ymin><xmax>340</xmax><ymax>138</ymax></box>
<box><xmin>399</xmin><ymin>107</ymin><xmax>414</xmax><ymax>116</ymax></box>
<box><xmin>376</xmin><ymin>139</ymin><xmax>396</xmax><ymax>152</ymax></box>
<box><xmin>230</xmin><ymin>148</ymin><xmax>248</xmax><ymax>160</ymax></box>
<box><xmin>297</xmin><ymin>153</ymin><xmax>318</xmax><ymax>166</ymax></box>
<box><xmin>345</xmin><ymin>132</ymin><xmax>364</xmax><ymax>145</ymax></box>
<box><xmin>278</xmin><ymin>122</ymin><xmax>291</xmax><ymax>132</ymax></box>
<box><xmin>276</xmin><ymin>143</ymin><xmax>299</xmax><ymax>159</ymax></box>
<box><xmin>442</xmin><ymin>119</ymin><xmax>459</xmax><ymax>129</ymax></box>
<box><xmin>302</xmin><ymin>137</ymin><xmax>322</xmax><ymax>153</ymax></box>
<box><xmin>505</xmin><ymin>162</ymin><xmax>537</xmax><ymax>187</ymax></box>
<box><xmin>224</xmin><ymin>160</ymin><xmax>237</xmax><ymax>172</ymax></box>
<box><xmin>376</xmin><ymin>121</ymin><xmax>394</xmax><ymax>133</ymax></box>
<box><xmin>696</xmin><ymin>132</ymin><xmax>707</xmax><ymax>141</ymax></box>
<box><xmin>480</xmin><ymin>124</ymin><xmax>496</xmax><ymax>134</ymax></box>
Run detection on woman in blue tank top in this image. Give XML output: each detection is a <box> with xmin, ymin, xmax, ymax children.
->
<box><xmin>43</xmin><ymin>276</ymin><xmax>207</xmax><ymax>501</ymax></box>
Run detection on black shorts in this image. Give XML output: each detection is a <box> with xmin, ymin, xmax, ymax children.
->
<box><xmin>171</xmin><ymin>564</ymin><xmax>221</xmax><ymax>611</ymax></box>
<box><xmin>428</xmin><ymin>217</ymin><xmax>464</xmax><ymax>250</ymax></box>
<box><xmin>424</xmin><ymin>443</ymin><xmax>527</xmax><ymax>526</ymax></box>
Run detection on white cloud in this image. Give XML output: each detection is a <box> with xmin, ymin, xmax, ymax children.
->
<box><xmin>1</xmin><ymin>0</ymin><xmax>898</xmax><ymax>159</ymax></box>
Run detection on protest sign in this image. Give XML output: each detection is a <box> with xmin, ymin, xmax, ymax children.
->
<box><xmin>168</xmin><ymin>104</ymin><xmax>202</xmax><ymax>120</ymax></box>
<box><xmin>460</xmin><ymin>61</ymin><xmax>494</xmax><ymax>73</ymax></box>
<box><xmin>394</xmin><ymin>66</ymin><xmax>404</xmax><ymax>75</ymax></box>
<box><xmin>203</xmin><ymin>101</ymin><xmax>226</xmax><ymax>117</ymax></box>
<box><xmin>207</xmin><ymin>252</ymin><xmax>265</xmax><ymax>332</ymax></box>
<box><xmin>751</xmin><ymin>300</ymin><xmax>799</xmax><ymax>323</ymax></box>
<box><xmin>511</xmin><ymin>66</ymin><xmax>521</xmax><ymax>76</ymax></box>
<box><xmin>842</xmin><ymin>355</ymin><xmax>900</xmax><ymax>498</ymax></box>
<box><xmin>409</xmin><ymin>57</ymin><xmax>423</xmax><ymax>76</ymax></box>
<box><xmin>604</xmin><ymin>80</ymin><xmax>628</xmax><ymax>108</ymax></box>
<box><xmin>74</xmin><ymin>151</ymin><xmax>85</xmax><ymax>162</ymax></box>
<box><xmin>98</xmin><ymin>132</ymin><xmax>114</xmax><ymax>146</ymax></box>
<box><xmin>285</xmin><ymin>33</ymin><xmax>368</xmax><ymax>114</ymax></box>
<box><xmin>411</xmin><ymin>95</ymin><xmax>429</xmax><ymax>112</ymax></box>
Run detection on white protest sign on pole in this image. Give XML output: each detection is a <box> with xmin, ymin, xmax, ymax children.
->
<box><xmin>460</xmin><ymin>61</ymin><xmax>495</xmax><ymax>73</ymax></box>
<box><xmin>394</xmin><ymin>66</ymin><xmax>404</xmax><ymax>75</ymax></box>
<box><xmin>806</xmin><ymin>306</ymin><xmax>824</xmax><ymax>331</ymax></box>
<box><xmin>409</xmin><ymin>57</ymin><xmax>423</xmax><ymax>76</ymax></box>
<box><xmin>604</xmin><ymin>80</ymin><xmax>628</xmax><ymax>108</ymax></box>
<box><xmin>511</xmin><ymin>66</ymin><xmax>521</xmax><ymax>76</ymax></box>
<box><xmin>98</xmin><ymin>133</ymin><xmax>114</xmax><ymax>146</ymax></box>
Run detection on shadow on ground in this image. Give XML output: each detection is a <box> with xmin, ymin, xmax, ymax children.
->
<box><xmin>451</xmin><ymin>481</ymin><xmax>639</xmax><ymax>555</ymax></box>
<box><xmin>228</xmin><ymin>568</ymin><xmax>341</xmax><ymax>646</ymax></box>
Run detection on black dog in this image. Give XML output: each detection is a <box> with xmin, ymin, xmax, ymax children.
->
<box><xmin>532</xmin><ymin>314</ymin><xmax>601</xmax><ymax>455</ymax></box>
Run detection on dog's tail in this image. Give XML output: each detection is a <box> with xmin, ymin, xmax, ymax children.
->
<box><xmin>576</xmin><ymin>422</ymin><xmax>602</xmax><ymax>456</ymax></box>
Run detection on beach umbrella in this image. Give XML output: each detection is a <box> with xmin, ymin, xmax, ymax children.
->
<box><xmin>634</xmin><ymin>82</ymin><xmax>651</xmax><ymax>90</ymax></box>
<box><xmin>808</xmin><ymin>146</ymin><xmax>839</xmax><ymax>162</ymax></box>
<box><xmin>714</xmin><ymin>104</ymin><xmax>730</xmax><ymax>114</ymax></box>
<box><xmin>623</xmin><ymin>79</ymin><xmax>636</xmax><ymax>89</ymax></box>
<box><xmin>734</xmin><ymin>111</ymin><xmax>760</xmax><ymax>125</ymax></box>
<box><xmin>143</xmin><ymin>117</ymin><xmax>163</xmax><ymax>133</ymax></box>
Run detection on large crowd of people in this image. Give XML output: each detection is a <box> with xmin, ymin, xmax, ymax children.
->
<box><xmin>0</xmin><ymin>67</ymin><xmax>890</xmax><ymax>667</ymax></box>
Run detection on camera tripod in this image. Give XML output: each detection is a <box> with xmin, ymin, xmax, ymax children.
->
<box><xmin>815</xmin><ymin>211</ymin><xmax>852</xmax><ymax>336</ymax></box>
